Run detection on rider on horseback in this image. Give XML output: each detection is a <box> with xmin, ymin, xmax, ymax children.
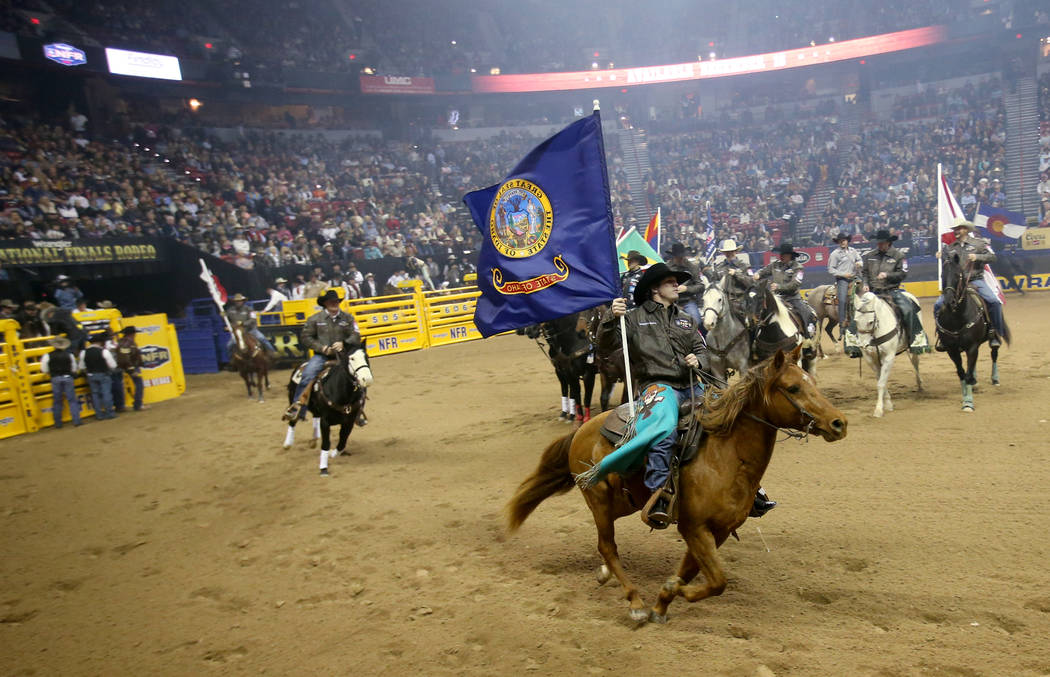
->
<box><xmin>861</xmin><ymin>230</ymin><xmax>926</xmax><ymax>349</ymax></box>
<box><xmin>827</xmin><ymin>232</ymin><xmax>863</xmax><ymax>337</ymax></box>
<box><xmin>619</xmin><ymin>250</ymin><xmax>648</xmax><ymax>309</ymax></box>
<box><xmin>754</xmin><ymin>243</ymin><xmax>816</xmax><ymax>340</ymax></box>
<box><xmin>602</xmin><ymin>263</ymin><xmax>775</xmax><ymax>529</ymax></box>
<box><xmin>934</xmin><ymin>220</ymin><xmax>1005</xmax><ymax>347</ymax></box>
<box><xmin>226</xmin><ymin>294</ymin><xmax>277</xmax><ymax>356</ymax></box>
<box><xmin>703</xmin><ymin>239</ymin><xmax>753</xmax><ymax>316</ymax></box>
<box><xmin>284</xmin><ymin>289</ymin><xmax>363</xmax><ymax>421</ymax></box>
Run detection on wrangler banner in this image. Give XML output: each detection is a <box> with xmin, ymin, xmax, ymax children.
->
<box><xmin>0</xmin><ymin>238</ymin><xmax>164</xmax><ymax>266</ymax></box>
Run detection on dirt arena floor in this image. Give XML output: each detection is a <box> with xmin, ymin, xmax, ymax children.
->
<box><xmin>3</xmin><ymin>294</ymin><xmax>1050</xmax><ymax>676</ymax></box>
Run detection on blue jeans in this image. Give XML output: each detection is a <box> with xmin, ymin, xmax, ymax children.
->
<box><xmin>291</xmin><ymin>355</ymin><xmax>328</xmax><ymax>418</ymax></box>
<box><xmin>227</xmin><ymin>328</ymin><xmax>275</xmax><ymax>353</ymax></box>
<box><xmin>645</xmin><ymin>382</ymin><xmax>705</xmax><ymax>491</ymax></box>
<box><xmin>835</xmin><ymin>278</ymin><xmax>850</xmax><ymax>326</ymax></box>
<box><xmin>87</xmin><ymin>372</ymin><xmax>115</xmax><ymax>419</ymax></box>
<box><xmin>934</xmin><ymin>279</ymin><xmax>1004</xmax><ymax>336</ymax></box>
<box><xmin>680</xmin><ymin>300</ymin><xmax>702</xmax><ymax>327</ymax></box>
<box><xmin>50</xmin><ymin>375</ymin><xmax>81</xmax><ymax>427</ymax></box>
<box><xmin>111</xmin><ymin>370</ymin><xmax>126</xmax><ymax>412</ymax></box>
<box><xmin>130</xmin><ymin>373</ymin><xmax>144</xmax><ymax>410</ymax></box>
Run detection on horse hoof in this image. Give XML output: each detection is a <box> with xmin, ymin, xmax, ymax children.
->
<box><xmin>872</xmin><ymin>411</ymin><xmax>883</xmax><ymax>418</ymax></box>
<box><xmin>992</xmin><ymin>380</ymin><xmax>1000</xmax><ymax>387</ymax></box>
<box><xmin>629</xmin><ymin>608</ymin><xmax>649</xmax><ymax>624</ymax></box>
<box><xmin>595</xmin><ymin>564</ymin><xmax>612</xmax><ymax>586</ymax></box>
<box><xmin>320</xmin><ymin>468</ymin><xmax>329</xmax><ymax>476</ymax></box>
<box><xmin>329</xmin><ymin>449</ymin><xmax>339</xmax><ymax>459</ymax></box>
<box><xmin>282</xmin><ymin>443</ymin><xmax>291</xmax><ymax>450</ymax></box>
<box><xmin>649</xmin><ymin>611</ymin><xmax>668</xmax><ymax>624</ymax></box>
<box><xmin>961</xmin><ymin>405</ymin><xmax>974</xmax><ymax>413</ymax></box>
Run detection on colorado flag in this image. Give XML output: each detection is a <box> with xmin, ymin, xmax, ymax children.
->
<box><xmin>974</xmin><ymin>203</ymin><xmax>1027</xmax><ymax>242</ymax></box>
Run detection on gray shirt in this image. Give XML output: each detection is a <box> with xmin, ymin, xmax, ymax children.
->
<box><xmin>827</xmin><ymin>247</ymin><xmax>862</xmax><ymax>278</ymax></box>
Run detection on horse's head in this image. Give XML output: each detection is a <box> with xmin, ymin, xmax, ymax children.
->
<box><xmin>851</xmin><ymin>291</ymin><xmax>878</xmax><ymax>337</ymax></box>
<box><xmin>232</xmin><ymin>324</ymin><xmax>247</xmax><ymax>351</ymax></box>
<box><xmin>762</xmin><ymin>346</ymin><xmax>847</xmax><ymax>442</ymax></box>
<box><xmin>746</xmin><ymin>280</ymin><xmax>776</xmax><ymax>327</ymax></box>
<box><xmin>335</xmin><ymin>345</ymin><xmax>373</xmax><ymax>388</ymax></box>
<box><xmin>701</xmin><ymin>280</ymin><xmax>726</xmax><ymax>332</ymax></box>
<box><xmin>524</xmin><ymin>324</ymin><xmax>542</xmax><ymax>340</ymax></box>
<box><xmin>940</xmin><ymin>251</ymin><xmax>969</xmax><ymax>309</ymax></box>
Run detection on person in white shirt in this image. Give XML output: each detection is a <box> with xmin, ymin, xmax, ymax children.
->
<box><xmin>262</xmin><ymin>284</ymin><xmax>289</xmax><ymax>313</ymax></box>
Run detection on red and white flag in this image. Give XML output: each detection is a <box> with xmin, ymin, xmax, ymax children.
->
<box><xmin>199</xmin><ymin>258</ymin><xmax>228</xmax><ymax>307</ymax></box>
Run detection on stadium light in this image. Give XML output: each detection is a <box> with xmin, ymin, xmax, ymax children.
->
<box><xmin>188</xmin><ymin>98</ymin><xmax>202</xmax><ymax>111</ymax></box>
<box><xmin>489</xmin><ymin>67</ymin><xmax>500</xmax><ymax>75</ymax></box>
<box><xmin>450</xmin><ymin>40</ymin><xmax>457</xmax><ymax>46</ymax></box>
<box><xmin>349</xmin><ymin>53</ymin><xmax>356</xmax><ymax>60</ymax></box>
<box><xmin>204</xmin><ymin>42</ymin><xmax>212</xmax><ymax>49</ymax></box>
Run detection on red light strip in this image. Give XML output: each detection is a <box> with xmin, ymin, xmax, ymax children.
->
<box><xmin>471</xmin><ymin>26</ymin><xmax>947</xmax><ymax>94</ymax></box>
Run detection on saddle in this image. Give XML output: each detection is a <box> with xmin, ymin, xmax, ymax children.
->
<box><xmin>823</xmin><ymin>289</ymin><xmax>838</xmax><ymax>307</ymax></box>
<box><xmin>600</xmin><ymin>398</ymin><xmax>706</xmax><ymax>527</ymax></box>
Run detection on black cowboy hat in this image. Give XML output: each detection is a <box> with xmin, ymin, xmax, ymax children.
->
<box><xmin>621</xmin><ymin>249</ymin><xmax>647</xmax><ymax>265</ymax></box>
<box><xmin>775</xmin><ymin>243</ymin><xmax>800</xmax><ymax>258</ymax></box>
<box><xmin>633</xmin><ymin>262</ymin><xmax>691</xmax><ymax>307</ymax></box>
<box><xmin>317</xmin><ymin>289</ymin><xmax>341</xmax><ymax>306</ymax></box>
<box><xmin>870</xmin><ymin>229</ymin><xmax>898</xmax><ymax>243</ymax></box>
<box><xmin>669</xmin><ymin>242</ymin><xmax>688</xmax><ymax>256</ymax></box>
<box><xmin>832</xmin><ymin>232</ymin><xmax>851</xmax><ymax>243</ymax></box>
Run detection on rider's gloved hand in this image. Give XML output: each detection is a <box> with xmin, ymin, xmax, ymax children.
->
<box><xmin>610</xmin><ymin>298</ymin><xmax>627</xmax><ymax>317</ymax></box>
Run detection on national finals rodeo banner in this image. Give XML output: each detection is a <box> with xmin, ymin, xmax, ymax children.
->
<box><xmin>463</xmin><ymin>111</ymin><xmax>620</xmax><ymax>336</ymax></box>
<box><xmin>0</xmin><ymin>238</ymin><xmax>162</xmax><ymax>266</ymax></box>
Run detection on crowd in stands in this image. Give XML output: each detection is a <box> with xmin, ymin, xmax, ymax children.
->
<box><xmin>1039</xmin><ymin>71</ymin><xmax>1050</xmax><ymax>220</ymax></box>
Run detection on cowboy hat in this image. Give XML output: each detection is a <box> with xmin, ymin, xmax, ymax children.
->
<box><xmin>229</xmin><ymin>293</ymin><xmax>247</xmax><ymax>302</ymax></box>
<box><xmin>669</xmin><ymin>242</ymin><xmax>688</xmax><ymax>256</ymax></box>
<box><xmin>951</xmin><ymin>219</ymin><xmax>976</xmax><ymax>232</ymax></box>
<box><xmin>55</xmin><ymin>274</ymin><xmax>69</xmax><ymax>282</ymax></box>
<box><xmin>775</xmin><ymin>243</ymin><xmax>800</xmax><ymax>258</ymax></box>
<box><xmin>49</xmin><ymin>337</ymin><xmax>71</xmax><ymax>350</ymax></box>
<box><xmin>317</xmin><ymin>289</ymin><xmax>341</xmax><ymax>306</ymax></box>
<box><xmin>633</xmin><ymin>262</ymin><xmax>691</xmax><ymax>307</ymax></box>
<box><xmin>97</xmin><ymin>300</ymin><xmax>114</xmax><ymax>309</ymax></box>
<box><xmin>719</xmin><ymin>239</ymin><xmax>741</xmax><ymax>253</ymax></box>
<box><xmin>620</xmin><ymin>249</ymin><xmax>647</xmax><ymax>265</ymax></box>
<box><xmin>273</xmin><ymin>277</ymin><xmax>288</xmax><ymax>284</ymax></box>
<box><xmin>0</xmin><ymin>299</ymin><xmax>17</xmax><ymax>309</ymax></box>
<box><xmin>870</xmin><ymin>229</ymin><xmax>898</xmax><ymax>243</ymax></box>
<box><xmin>832</xmin><ymin>232</ymin><xmax>851</xmax><ymax>243</ymax></box>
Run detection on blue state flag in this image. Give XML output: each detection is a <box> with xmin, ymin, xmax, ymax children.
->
<box><xmin>974</xmin><ymin>202</ymin><xmax>1027</xmax><ymax>242</ymax></box>
<box><xmin>463</xmin><ymin>112</ymin><xmax>619</xmax><ymax>337</ymax></box>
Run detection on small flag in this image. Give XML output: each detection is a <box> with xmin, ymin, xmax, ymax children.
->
<box><xmin>936</xmin><ymin>166</ymin><xmax>965</xmax><ymax>245</ymax></box>
<box><xmin>199</xmin><ymin>258</ymin><xmax>228</xmax><ymax>306</ymax></box>
<box><xmin>462</xmin><ymin>112</ymin><xmax>620</xmax><ymax>337</ymax></box>
<box><xmin>702</xmin><ymin>205</ymin><xmax>718</xmax><ymax>263</ymax></box>
<box><xmin>644</xmin><ymin>208</ymin><xmax>660</xmax><ymax>252</ymax></box>
<box><xmin>615</xmin><ymin>229</ymin><xmax>663</xmax><ymax>273</ymax></box>
<box><xmin>983</xmin><ymin>265</ymin><xmax>1006</xmax><ymax>305</ymax></box>
<box><xmin>974</xmin><ymin>203</ymin><xmax>1027</xmax><ymax>242</ymax></box>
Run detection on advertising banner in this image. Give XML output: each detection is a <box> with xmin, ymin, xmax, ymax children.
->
<box><xmin>359</xmin><ymin>75</ymin><xmax>435</xmax><ymax>94</ymax></box>
<box><xmin>119</xmin><ymin>314</ymin><xmax>186</xmax><ymax>403</ymax></box>
<box><xmin>0</xmin><ymin>238</ymin><xmax>163</xmax><ymax>266</ymax></box>
<box><xmin>1021</xmin><ymin>227</ymin><xmax>1050</xmax><ymax>251</ymax></box>
<box><xmin>105</xmin><ymin>47</ymin><xmax>182</xmax><ymax>80</ymax></box>
<box><xmin>761</xmin><ymin>246</ymin><xmax>831</xmax><ymax>269</ymax></box>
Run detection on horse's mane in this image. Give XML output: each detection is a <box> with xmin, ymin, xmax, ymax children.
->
<box><xmin>698</xmin><ymin>362</ymin><xmax>773</xmax><ymax>436</ymax></box>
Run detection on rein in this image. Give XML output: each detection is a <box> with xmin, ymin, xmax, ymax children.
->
<box><xmin>741</xmin><ymin>386</ymin><xmax>816</xmax><ymax>442</ymax></box>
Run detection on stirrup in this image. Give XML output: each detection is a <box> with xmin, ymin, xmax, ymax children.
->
<box><xmin>282</xmin><ymin>403</ymin><xmax>302</xmax><ymax>422</ymax></box>
<box><xmin>641</xmin><ymin>488</ymin><xmax>673</xmax><ymax>530</ymax></box>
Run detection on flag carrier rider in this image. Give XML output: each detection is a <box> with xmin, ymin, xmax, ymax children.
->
<box><xmin>596</xmin><ymin>263</ymin><xmax>775</xmax><ymax>529</ymax></box>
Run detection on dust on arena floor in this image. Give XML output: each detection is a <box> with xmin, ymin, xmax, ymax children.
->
<box><xmin>2</xmin><ymin>295</ymin><xmax>1049</xmax><ymax>676</ymax></box>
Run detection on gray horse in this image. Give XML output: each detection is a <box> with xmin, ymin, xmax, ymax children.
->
<box><xmin>700</xmin><ymin>278</ymin><xmax>751</xmax><ymax>383</ymax></box>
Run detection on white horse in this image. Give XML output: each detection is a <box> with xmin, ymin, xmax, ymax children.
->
<box><xmin>701</xmin><ymin>279</ymin><xmax>750</xmax><ymax>383</ymax></box>
<box><xmin>851</xmin><ymin>290</ymin><xmax>924</xmax><ymax>417</ymax></box>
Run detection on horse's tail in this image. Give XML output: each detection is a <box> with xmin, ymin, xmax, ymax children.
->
<box><xmin>1000</xmin><ymin>319</ymin><xmax>1012</xmax><ymax>346</ymax></box>
<box><xmin>505</xmin><ymin>431</ymin><xmax>576</xmax><ymax>533</ymax></box>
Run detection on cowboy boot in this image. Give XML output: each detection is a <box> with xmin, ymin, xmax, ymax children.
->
<box><xmin>283</xmin><ymin>379</ymin><xmax>315</xmax><ymax>421</ymax></box>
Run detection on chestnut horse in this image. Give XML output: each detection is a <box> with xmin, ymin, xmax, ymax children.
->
<box><xmin>506</xmin><ymin>346</ymin><xmax>847</xmax><ymax>623</ymax></box>
<box><xmin>229</xmin><ymin>324</ymin><xmax>270</xmax><ymax>402</ymax></box>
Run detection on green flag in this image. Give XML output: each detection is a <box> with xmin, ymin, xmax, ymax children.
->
<box><xmin>615</xmin><ymin>229</ymin><xmax>663</xmax><ymax>273</ymax></box>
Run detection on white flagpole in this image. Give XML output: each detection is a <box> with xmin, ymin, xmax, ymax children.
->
<box><xmin>656</xmin><ymin>207</ymin><xmax>661</xmax><ymax>259</ymax></box>
<box><xmin>937</xmin><ymin>164</ymin><xmax>943</xmax><ymax>291</ymax></box>
<box><xmin>619</xmin><ymin>315</ymin><xmax>635</xmax><ymax>418</ymax></box>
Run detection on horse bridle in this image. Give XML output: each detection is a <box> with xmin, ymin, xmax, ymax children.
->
<box><xmin>740</xmin><ymin>386</ymin><xmax>817</xmax><ymax>442</ymax></box>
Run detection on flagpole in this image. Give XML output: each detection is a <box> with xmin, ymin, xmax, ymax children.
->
<box><xmin>656</xmin><ymin>207</ymin><xmax>661</xmax><ymax>259</ymax></box>
<box><xmin>937</xmin><ymin>164</ymin><xmax>943</xmax><ymax>292</ymax></box>
<box><xmin>593</xmin><ymin>96</ymin><xmax>636</xmax><ymax>417</ymax></box>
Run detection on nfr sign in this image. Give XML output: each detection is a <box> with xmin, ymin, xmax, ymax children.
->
<box><xmin>44</xmin><ymin>43</ymin><xmax>87</xmax><ymax>67</ymax></box>
<box><xmin>376</xmin><ymin>337</ymin><xmax>399</xmax><ymax>351</ymax></box>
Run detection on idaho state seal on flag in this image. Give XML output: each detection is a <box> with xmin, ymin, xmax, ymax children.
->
<box><xmin>463</xmin><ymin>111</ymin><xmax>620</xmax><ymax>337</ymax></box>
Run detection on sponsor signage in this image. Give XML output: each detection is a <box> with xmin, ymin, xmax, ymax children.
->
<box><xmin>1021</xmin><ymin>227</ymin><xmax>1050</xmax><ymax>251</ymax></box>
<box><xmin>43</xmin><ymin>42</ymin><xmax>86</xmax><ymax>66</ymax></box>
<box><xmin>121</xmin><ymin>314</ymin><xmax>185</xmax><ymax>403</ymax></box>
<box><xmin>0</xmin><ymin>238</ymin><xmax>162</xmax><ymax>266</ymax></box>
<box><xmin>761</xmin><ymin>246</ymin><xmax>827</xmax><ymax>269</ymax></box>
<box><xmin>359</xmin><ymin>75</ymin><xmax>435</xmax><ymax>94</ymax></box>
<box><xmin>471</xmin><ymin>25</ymin><xmax>946</xmax><ymax>93</ymax></box>
<box><xmin>105</xmin><ymin>47</ymin><xmax>182</xmax><ymax>81</ymax></box>
<box><xmin>139</xmin><ymin>344</ymin><xmax>171</xmax><ymax>370</ymax></box>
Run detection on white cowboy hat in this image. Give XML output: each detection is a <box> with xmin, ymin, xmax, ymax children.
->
<box><xmin>951</xmin><ymin>218</ymin><xmax>976</xmax><ymax>232</ymax></box>
<box><xmin>719</xmin><ymin>239</ymin><xmax>741</xmax><ymax>253</ymax></box>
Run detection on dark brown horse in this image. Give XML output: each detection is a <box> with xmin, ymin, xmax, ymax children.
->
<box><xmin>506</xmin><ymin>345</ymin><xmax>847</xmax><ymax>623</ymax></box>
<box><xmin>229</xmin><ymin>324</ymin><xmax>270</xmax><ymax>402</ymax></box>
<box><xmin>586</xmin><ymin>304</ymin><xmax>631</xmax><ymax>412</ymax></box>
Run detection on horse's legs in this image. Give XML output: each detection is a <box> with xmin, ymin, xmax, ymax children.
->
<box><xmin>568</xmin><ymin>376</ymin><xmax>581</xmax><ymax>423</ymax></box>
<box><xmin>255</xmin><ymin>370</ymin><xmax>264</xmax><ymax>402</ymax></box>
<box><xmin>319</xmin><ymin>420</ymin><xmax>332</xmax><ymax>474</ymax></box>
<box><xmin>310</xmin><ymin>417</ymin><xmax>321</xmax><ymax>448</ymax></box>
<box><xmin>947</xmin><ymin>348</ymin><xmax>966</xmax><ymax>381</ymax></box>
<box><xmin>676</xmin><ymin>527</ymin><xmax>728</xmax><ymax>604</ymax></box>
<box><xmin>558</xmin><ymin>373</ymin><xmax>570</xmax><ymax>420</ymax></box>
<box><xmin>909</xmin><ymin>351</ymin><xmax>924</xmax><ymax>391</ymax></box>
<box><xmin>650</xmin><ymin>550</ymin><xmax>700</xmax><ymax>622</ymax></box>
<box><xmin>243</xmin><ymin>372</ymin><xmax>253</xmax><ymax>398</ymax></box>
<box><xmin>583</xmin><ymin>489</ymin><xmax>647</xmax><ymax>622</ymax></box>
<box><xmin>581</xmin><ymin>365</ymin><xmax>596</xmax><ymax>421</ymax></box>
<box><xmin>990</xmin><ymin>344</ymin><xmax>1000</xmax><ymax>386</ymax></box>
<box><xmin>283</xmin><ymin>424</ymin><xmax>295</xmax><ymax>449</ymax></box>
<box><xmin>962</xmin><ymin>346</ymin><xmax>979</xmax><ymax>411</ymax></box>
<box><xmin>334</xmin><ymin>415</ymin><xmax>353</xmax><ymax>456</ymax></box>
